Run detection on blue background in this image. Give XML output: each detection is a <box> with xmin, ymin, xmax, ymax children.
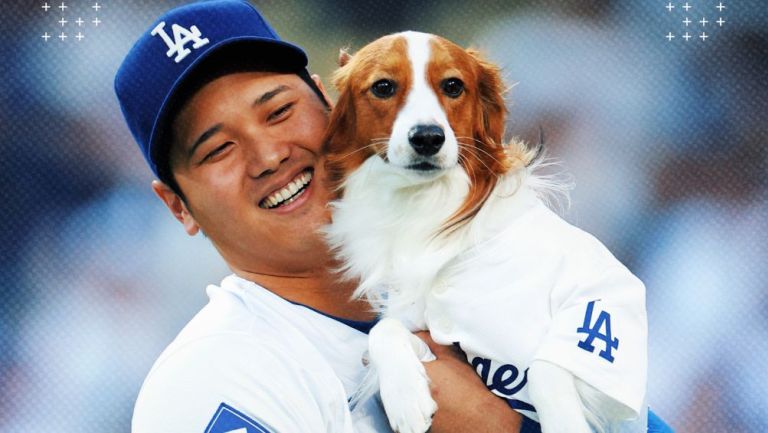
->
<box><xmin>1</xmin><ymin>1</ymin><xmax>765</xmax><ymax>431</ymax></box>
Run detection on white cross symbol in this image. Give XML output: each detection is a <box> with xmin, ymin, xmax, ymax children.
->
<box><xmin>75</xmin><ymin>32</ymin><xmax>85</xmax><ymax>41</ymax></box>
<box><xmin>75</xmin><ymin>17</ymin><xmax>84</xmax><ymax>26</ymax></box>
<box><xmin>41</xmin><ymin>32</ymin><xmax>51</xmax><ymax>41</ymax></box>
<box><xmin>682</xmin><ymin>2</ymin><xmax>692</xmax><ymax>11</ymax></box>
<box><xmin>92</xmin><ymin>2</ymin><xmax>101</xmax><ymax>11</ymax></box>
<box><xmin>699</xmin><ymin>17</ymin><xmax>709</xmax><ymax>26</ymax></box>
<box><xmin>683</xmin><ymin>17</ymin><xmax>692</xmax><ymax>26</ymax></box>
<box><xmin>717</xmin><ymin>17</ymin><xmax>726</xmax><ymax>26</ymax></box>
<box><xmin>58</xmin><ymin>1</ymin><xmax>67</xmax><ymax>11</ymax></box>
<box><xmin>683</xmin><ymin>32</ymin><xmax>692</xmax><ymax>41</ymax></box>
<box><xmin>716</xmin><ymin>2</ymin><xmax>726</xmax><ymax>12</ymax></box>
<box><xmin>41</xmin><ymin>2</ymin><xmax>51</xmax><ymax>11</ymax></box>
<box><xmin>58</xmin><ymin>17</ymin><xmax>68</xmax><ymax>26</ymax></box>
<box><xmin>665</xmin><ymin>2</ymin><xmax>675</xmax><ymax>12</ymax></box>
<box><xmin>700</xmin><ymin>32</ymin><xmax>708</xmax><ymax>41</ymax></box>
<box><xmin>92</xmin><ymin>17</ymin><xmax>101</xmax><ymax>26</ymax></box>
<box><xmin>58</xmin><ymin>32</ymin><xmax>67</xmax><ymax>41</ymax></box>
<box><xmin>665</xmin><ymin>32</ymin><xmax>675</xmax><ymax>41</ymax></box>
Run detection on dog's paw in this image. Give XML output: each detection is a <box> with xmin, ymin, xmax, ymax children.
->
<box><xmin>378</xmin><ymin>358</ymin><xmax>437</xmax><ymax>433</ymax></box>
<box><xmin>529</xmin><ymin>360</ymin><xmax>594</xmax><ymax>433</ymax></box>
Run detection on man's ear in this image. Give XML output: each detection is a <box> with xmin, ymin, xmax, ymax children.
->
<box><xmin>151</xmin><ymin>180</ymin><xmax>200</xmax><ymax>236</ymax></box>
<box><xmin>310</xmin><ymin>73</ymin><xmax>333</xmax><ymax>109</ymax></box>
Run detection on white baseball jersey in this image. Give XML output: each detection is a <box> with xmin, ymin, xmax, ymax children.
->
<box><xmin>132</xmin><ymin>275</ymin><xmax>391</xmax><ymax>433</ymax></box>
<box><xmin>424</xmin><ymin>191</ymin><xmax>647</xmax><ymax>424</ymax></box>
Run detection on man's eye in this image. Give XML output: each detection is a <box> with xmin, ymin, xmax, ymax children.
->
<box><xmin>268</xmin><ymin>103</ymin><xmax>293</xmax><ymax>121</ymax></box>
<box><xmin>201</xmin><ymin>142</ymin><xmax>232</xmax><ymax>163</ymax></box>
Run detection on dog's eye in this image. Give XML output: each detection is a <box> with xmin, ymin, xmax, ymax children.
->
<box><xmin>441</xmin><ymin>78</ymin><xmax>464</xmax><ymax>98</ymax></box>
<box><xmin>371</xmin><ymin>79</ymin><xmax>397</xmax><ymax>98</ymax></box>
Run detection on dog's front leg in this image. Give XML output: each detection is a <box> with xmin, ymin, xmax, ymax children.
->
<box><xmin>369</xmin><ymin>317</ymin><xmax>437</xmax><ymax>433</ymax></box>
<box><xmin>528</xmin><ymin>360</ymin><xmax>593</xmax><ymax>433</ymax></box>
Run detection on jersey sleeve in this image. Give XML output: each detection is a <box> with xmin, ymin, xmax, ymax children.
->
<box><xmin>131</xmin><ymin>333</ymin><xmax>355</xmax><ymax>433</ymax></box>
<box><xmin>532</xmin><ymin>263</ymin><xmax>648</xmax><ymax>418</ymax></box>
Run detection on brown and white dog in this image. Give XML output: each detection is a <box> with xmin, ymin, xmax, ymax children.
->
<box><xmin>323</xmin><ymin>31</ymin><xmax>646</xmax><ymax>433</ymax></box>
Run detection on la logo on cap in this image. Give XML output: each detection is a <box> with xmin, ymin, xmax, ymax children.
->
<box><xmin>151</xmin><ymin>21</ymin><xmax>210</xmax><ymax>63</ymax></box>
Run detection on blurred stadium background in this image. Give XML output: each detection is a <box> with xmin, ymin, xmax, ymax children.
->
<box><xmin>1</xmin><ymin>0</ymin><xmax>766</xmax><ymax>431</ymax></box>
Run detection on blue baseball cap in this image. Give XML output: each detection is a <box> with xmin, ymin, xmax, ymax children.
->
<box><xmin>115</xmin><ymin>0</ymin><xmax>308</xmax><ymax>178</ymax></box>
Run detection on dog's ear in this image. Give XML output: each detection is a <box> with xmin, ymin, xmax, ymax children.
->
<box><xmin>338</xmin><ymin>49</ymin><xmax>352</xmax><ymax>67</ymax></box>
<box><xmin>442</xmin><ymin>49</ymin><xmax>510</xmax><ymax>234</ymax></box>
<box><xmin>322</xmin><ymin>65</ymin><xmax>358</xmax><ymax>193</ymax></box>
<box><xmin>467</xmin><ymin>49</ymin><xmax>506</xmax><ymax>146</ymax></box>
<box><xmin>324</xmin><ymin>70</ymin><xmax>355</xmax><ymax>156</ymax></box>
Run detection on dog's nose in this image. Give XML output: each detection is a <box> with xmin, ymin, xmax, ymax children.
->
<box><xmin>408</xmin><ymin>124</ymin><xmax>445</xmax><ymax>156</ymax></box>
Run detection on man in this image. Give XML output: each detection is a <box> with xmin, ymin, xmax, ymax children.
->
<box><xmin>115</xmin><ymin>1</ymin><xmax>522</xmax><ymax>432</ymax></box>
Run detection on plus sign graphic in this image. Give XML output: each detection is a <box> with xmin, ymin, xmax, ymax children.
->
<box><xmin>39</xmin><ymin>1</ymin><xmax>106</xmax><ymax>44</ymax></box>
<box><xmin>664</xmin><ymin>1</ymin><xmax>729</xmax><ymax>44</ymax></box>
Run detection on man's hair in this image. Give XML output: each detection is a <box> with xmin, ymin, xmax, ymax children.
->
<box><xmin>155</xmin><ymin>42</ymin><xmax>329</xmax><ymax>201</ymax></box>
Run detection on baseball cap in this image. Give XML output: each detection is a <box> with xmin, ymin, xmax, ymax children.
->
<box><xmin>114</xmin><ymin>0</ymin><xmax>308</xmax><ymax>178</ymax></box>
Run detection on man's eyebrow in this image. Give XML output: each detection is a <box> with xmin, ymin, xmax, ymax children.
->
<box><xmin>254</xmin><ymin>85</ymin><xmax>290</xmax><ymax>107</ymax></box>
<box><xmin>187</xmin><ymin>123</ymin><xmax>222</xmax><ymax>159</ymax></box>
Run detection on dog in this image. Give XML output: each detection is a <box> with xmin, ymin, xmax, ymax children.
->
<box><xmin>322</xmin><ymin>31</ymin><xmax>648</xmax><ymax>433</ymax></box>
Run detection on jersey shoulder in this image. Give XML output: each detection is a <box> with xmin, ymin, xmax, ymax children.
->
<box><xmin>132</xmin><ymin>280</ymin><xmax>354</xmax><ymax>433</ymax></box>
<box><xmin>495</xmin><ymin>200</ymin><xmax>632</xmax><ymax>276</ymax></box>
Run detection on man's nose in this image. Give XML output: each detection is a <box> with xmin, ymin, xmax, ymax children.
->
<box><xmin>245</xmin><ymin>138</ymin><xmax>290</xmax><ymax>178</ymax></box>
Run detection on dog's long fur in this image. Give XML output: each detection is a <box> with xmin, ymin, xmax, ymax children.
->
<box><xmin>322</xmin><ymin>31</ymin><xmax>640</xmax><ymax>433</ymax></box>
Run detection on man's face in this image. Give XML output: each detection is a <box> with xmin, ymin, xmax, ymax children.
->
<box><xmin>167</xmin><ymin>71</ymin><xmax>333</xmax><ymax>276</ymax></box>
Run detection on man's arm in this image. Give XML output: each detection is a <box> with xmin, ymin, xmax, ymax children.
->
<box><xmin>417</xmin><ymin>332</ymin><xmax>523</xmax><ymax>433</ymax></box>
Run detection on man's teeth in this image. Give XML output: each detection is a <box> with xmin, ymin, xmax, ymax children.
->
<box><xmin>261</xmin><ymin>171</ymin><xmax>313</xmax><ymax>209</ymax></box>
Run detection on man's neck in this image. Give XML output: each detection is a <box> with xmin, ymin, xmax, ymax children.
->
<box><xmin>232</xmin><ymin>266</ymin><xmax>376</xmax><ymax>322</ymax></box>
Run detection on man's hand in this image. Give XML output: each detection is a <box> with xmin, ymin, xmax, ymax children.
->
<box><xmin>415</xmin><ymin>332</ymin><xmax>523</xmax><ymax>433</ymax></box>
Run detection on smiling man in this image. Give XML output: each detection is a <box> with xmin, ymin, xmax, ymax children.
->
<box><xmin>115</xmin><ymin>1</ymin><xmax>522</xmax><ymax>432</ymax></box>
<box><xmin>157</xmin><ymin>68</ymin><xmax>348</xmax><ymax>313</ymax></box>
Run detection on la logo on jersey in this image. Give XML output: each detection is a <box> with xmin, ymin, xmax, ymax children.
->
<box><xmin>205</xmin><ymin>403</ymin><xmax>273</xmax><ymax>433</ymax></box>
<box><xmin>577</xmin><ymin>300</ymin><xmax>619</xmax><ymax>362</ymax></box>
<box><xmin>151</xmin><ymin>21</ymin><xmax>210</xmax><ymax>63</ymax></box>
